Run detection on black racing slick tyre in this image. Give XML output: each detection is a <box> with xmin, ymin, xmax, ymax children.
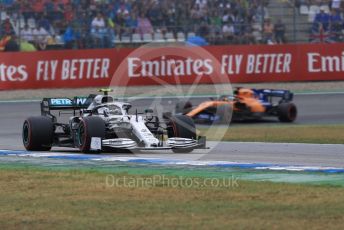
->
<box><xmin>217</xmin><ymin>104</ymin><xmax>232</xmax><ymax>124</ymax></box>
<box><xmin>22</xmin><ymin>116</ymin><xmax>54</xmax><ymax>151</ymax></box>
<box><xmin>278</xmin><ymin>102</ymin><xmax>297</xmax><ymax>122</ymax></box>
<box><xmin>175</xmin><ymin>101</ymin><xmax>193</xmax><ymax>115</ymax></box>
<box><xmin>77</xmin><ymin>116</ymin><xmax>105</xmax><ymax>153</ymax></box>
<box><xmin>168</xmin><ymin>115</ymin><xmax>197</xmax><ymax>153</ymax></box>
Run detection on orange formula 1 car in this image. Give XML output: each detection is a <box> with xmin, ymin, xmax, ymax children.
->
<box><xmin>175</xmin><ymin>88</ymin><xmax>297</xmax><ymax>123</ymax></box>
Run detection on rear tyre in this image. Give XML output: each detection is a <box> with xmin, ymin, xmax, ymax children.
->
<box><xmin>168</xmin><ymin>115</ymin><xmax>196</xmax><ymax>153</ymax></box>
<box><xmin>175</xmin><ymin>101</ymin><xmax>193</xmax><ymax>115</ymax></box>
<box><xmin>77</xmin><ymin>116</ymin><xmax>105</xmax><ymax>153</ymax></box>
<box><xmin>278</xmin><ymin>102</ymin><xmax>297</xmax><ymax>122</ymax></box>
<box><xmin>217</xmin><ymin>104</ymin><xmax>232</xmax><ymax>124</ymax></box>
<box><xmin>22</xmin><ymin>116</ymin><xmax>54</xmax><ymax>151</ymax></box>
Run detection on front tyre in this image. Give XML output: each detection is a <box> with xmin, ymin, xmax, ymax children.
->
<box><xmin>22</xmin><ymin>116</ymin><xmax>54</xmax><ymax>151</ymax></box>
<box><xmin>168</xmin><ymin>115</ymin><xmax>196</xmax><ymax>153</ymax></box>
<box><xmin>77</xmin><ymin>116</ymin><xmax>105</xmax><ymax>153</ymax></box>
<box><xmin>278</xmin><ymin>102</ymin><xmax>297</xmax><ymax>122</ymax></box>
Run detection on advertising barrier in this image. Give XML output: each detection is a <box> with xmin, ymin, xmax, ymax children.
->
<box><xmin>1</xmin><ymin>43</ymin><xmax>344</xmax><ymax>90</ymax></box>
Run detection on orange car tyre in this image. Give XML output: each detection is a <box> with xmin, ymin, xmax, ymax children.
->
<box><xmin>278</xmin><ymin>102</ymin><xmax>297</xmax><ymax>122</ymax></box>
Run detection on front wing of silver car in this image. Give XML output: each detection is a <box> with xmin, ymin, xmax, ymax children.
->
<box><xmin>91</xmin><ymin>137</ymin><xmax>207</xmax><ymax>151</ymax></box>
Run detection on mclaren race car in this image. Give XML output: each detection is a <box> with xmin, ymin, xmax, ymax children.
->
<box><xmin>22</xmin><ymin>89</ymin><xmax>206</xmax><ymax>153</ymax></box>
<box><xmin>175</xmin><ymin>87</ymin><xmax>297</xmax><ymax>123</ymax></box>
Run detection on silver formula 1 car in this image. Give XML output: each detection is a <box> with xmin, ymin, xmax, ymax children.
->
<box><xmin>22</xmin><ymin>89</ymin><xmax>206</xmax><ymax>153</ymax></box>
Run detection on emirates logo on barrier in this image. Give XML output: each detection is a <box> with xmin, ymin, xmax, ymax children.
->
<box><xmin>126</xmin><ymin>55</ymin><xmax>214</xmax><ymax>78</ymax></box>
<box><xmin>0</xmin><ymin>64</ymin><xmax>28</xmax><ymax>82</ymax></box>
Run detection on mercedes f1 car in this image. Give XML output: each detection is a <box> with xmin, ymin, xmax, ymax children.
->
<box><xmin>175</xmin><ymin>87</ymin><xmax>297</xmax><ymax>123</ymax></box>
<box><xmin>22</xmin><ymin>89</ymin><xmax>206</xmax><ymax>153</ymax></box>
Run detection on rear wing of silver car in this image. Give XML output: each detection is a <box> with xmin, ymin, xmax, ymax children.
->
<box><xmin>41</xmin><ymin>95</ymin><xmax>96</xmax><ymax>116</ymax></box>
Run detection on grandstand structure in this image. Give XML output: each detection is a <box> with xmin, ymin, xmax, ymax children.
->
<box><xmin>0</xmin><ymin>0</ymin><xmax>342</xmax><ymax>51</ymax></box>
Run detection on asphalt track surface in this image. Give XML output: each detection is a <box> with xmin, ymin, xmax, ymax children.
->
<box><xmin>0</xmin><ymin>93</ymin><xmax>344</xmax><ymax>167</ymax></box>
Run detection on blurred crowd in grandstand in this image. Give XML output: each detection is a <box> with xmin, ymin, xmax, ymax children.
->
<box><xmin>304</xmin><ymin>0</ymin><xmax>344</xmax><ymax>43</ymax></box>
<box><xmin>0</xmin><ymin>0</ymin><xmax>343</xmax><ymax>51</ymax></box>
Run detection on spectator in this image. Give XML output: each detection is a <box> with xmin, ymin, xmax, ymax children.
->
<box><xmin>136</xmin><ymin>12</ymin><xmax>153</xmax><ymax>36</ymax></box>
<box><xmin>208</xmin><ymin>9</ymin><xmax>222</xmax><ymax>43</ymax></box>
<box><xmin>209</xmin><ymin>9</ymin><xmax>222</xmax><ymax>32</ymax></box>
<box><xmin>20</xmin><ymin>40</ymin><xmax>37</xmax><ymax>52</ymax></box>
<box><xmin>64</xmin><ymin>4</ymin><xmax>74</xmax><ymax>23</ymax></box>
<box><xmin>222</xmin><ymin>22</ymin><xmax>235</xmax><ymax>43</ymax></box>
<box><xmin>222</xmin><ymin>9</ymin><xmax>233</xmax><ymax>25</ymax></box>
<box><xmin>32</xmin><ymin>25</ymin><xmax>49</xmax><ymax>50</ymax></box>
<box><xmin>46</xmin><ymin>34</ymin><xmax>59</xmax><ymax>46</ymax></box>
<box><xmin>53</xmin><ymin>2</ymin><xmax>65</xmax><ymax>22</ymax></box>
<box><xmin>329</xmin><ymin>9</ymin><xmax>342</xmax><ymax>31</ymax></box>
<box><xmin>125</xmin><ymin>12</ymin><xmax>138</xmax><ymax>34</ymax></box>
<box><xmin>91</xmin><ymin>12</ymin><xmax>107</xmax><ymax>48</ymax></box>
<box><xmin>20</xmin><ymin>24</ymin><xmax>34</xmax><ymax>44</ymax></box>
<box><xmin>2</xmin><ymin>0</ymin><xmax>15</xmax><ymax>9</ymax></box>
<box><xmin>310</xmin><ymin>22</ymin><xmax>333</xmax><ymax>43</ymax></box>
<box><xmin>37</xmin><ymin>12</ymin><xmax>53</xmax><ymax>34</ymax></box>
<box><xmin>274</xmin><ymin>19</ymin><xmax>286</xmax><ymax>44</ymax></box>
<box><xmin>314</xmin><ymin>9</ymin><xmax>330</xmax><ymax>31</ymax></box>
<box><xmin>197</xmin><ymin>21</ymin><xmax>210</xmax><ymax>39</ymax></box>
<box><xmin>190</xmin><ymin>3</ymin><xmax>206</xmax><ymax>27</ymax></box>
<box><xmin>20</xmin><ymin>0</ymin><xmax>34</xmax><ymax>23</ymax></box>
<box><xmin>76</xmin><ymin>23</ymin><xmax>93</xmax><ymax>49</ymax></box>
<box><xmin>0</xmin><ymin>35</ymin><xmax>12</xmax><ymax>51</ymax></box>
<box><xmin>63</xmin><ymin>24</ymin><xmax>76</xmax><ymax>49</ymax></box>
<box><xmin>242</xmin><ymin>23</ymin><xmax>256</xmax><ymax>44</ymax></box>
<box><xmin>147</xmin><ymin>2</ymin><xmax>160</xmax><ymax>26</ymax></box>
<box><xmin>91</xmin><ymin>12</ymin><xmax>106</xmax><ymax>31</ymax></box>
<box><xmin>0</xmin><ymin>18</ymin><xmax>15</xmax><ymax>37</ymax></box>
<box><xmin>71</xmin><ymin>11</ymin><xmax>93</xmax><ymax>49</ymax></box>
<box><xmin>195</xmin><ymin>0</ymin><xmax>207</xmax><ymax>10</ymax></box>
<box><xmin>329</xmin><ymin>9</ymin><xmax>342</xmax><ymax>41</ymax></box>
<box><xmin>331</xmin><ymin>0</ymin><xmax>341</xmax><ymax>10</ymax></box>
<box><xmin>32</xmin><ymin>0</ymin><xmax>45</xmax><ymax>19</ymax></box>
<box><xmin>4</xmin><ymin>35</ymin><xmax>19</xmax><ymax>52</ymax></box>
<box><xmin>0</xmin><ymin>0</ymin><xmax>285</xmax><ymax>48</ymax></box>
<box><xmin>263</xmin><ymin>18</ymin><xmax>274</xmax><ymax>44</ymax></box>
<box><xmin>116</xmin><ymin>1</ymin><xmax>130</xmax><ymax>18</ymax></box>
<box><xmin>91</xmin><ymin>25</ymin><xmax>107</xmax><ymax>48</ymax></box>
<box><xmin>254</xmin><ymin>4</ymin><xmax>269</xmax><ymax>24</ymax></box>
<box><xmin>163</xmin><ymin>1</ymin><xmax>178</xmax><ymax>32</ymax></box>
<box><xmin>233</xmin><ymin>12</ymin><xmax>246</xmax><ymax>37</ymax></box>
<box><xmin>106</xmin><ymin>22</ymin><xmax>115</xmax><ymax>48</ymax></box>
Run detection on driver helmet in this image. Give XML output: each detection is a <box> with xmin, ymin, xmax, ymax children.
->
<box><xmin>93</xmin><ymin>95</ymin><xmax>114</xmax><ymax>105</ymax></box>
<box><xmin>93</xmin><ymin>95</ymin><xmax>103</xmax><ymax>105</ymax></box>
<box><xmin>101</xmin><ymin>96</ymin><xmax>114</xmax><ymax>103</ymax></box>
<box><xmin>237</xmin><ymin>88</ymin><xmax>254</xmax><ymax>98</ymax></box>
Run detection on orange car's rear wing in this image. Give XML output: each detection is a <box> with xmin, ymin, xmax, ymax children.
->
<box><xmin>253</xmin><ymin>89</ymin><xmax>294</xmax><ymax>102</ymax></box>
